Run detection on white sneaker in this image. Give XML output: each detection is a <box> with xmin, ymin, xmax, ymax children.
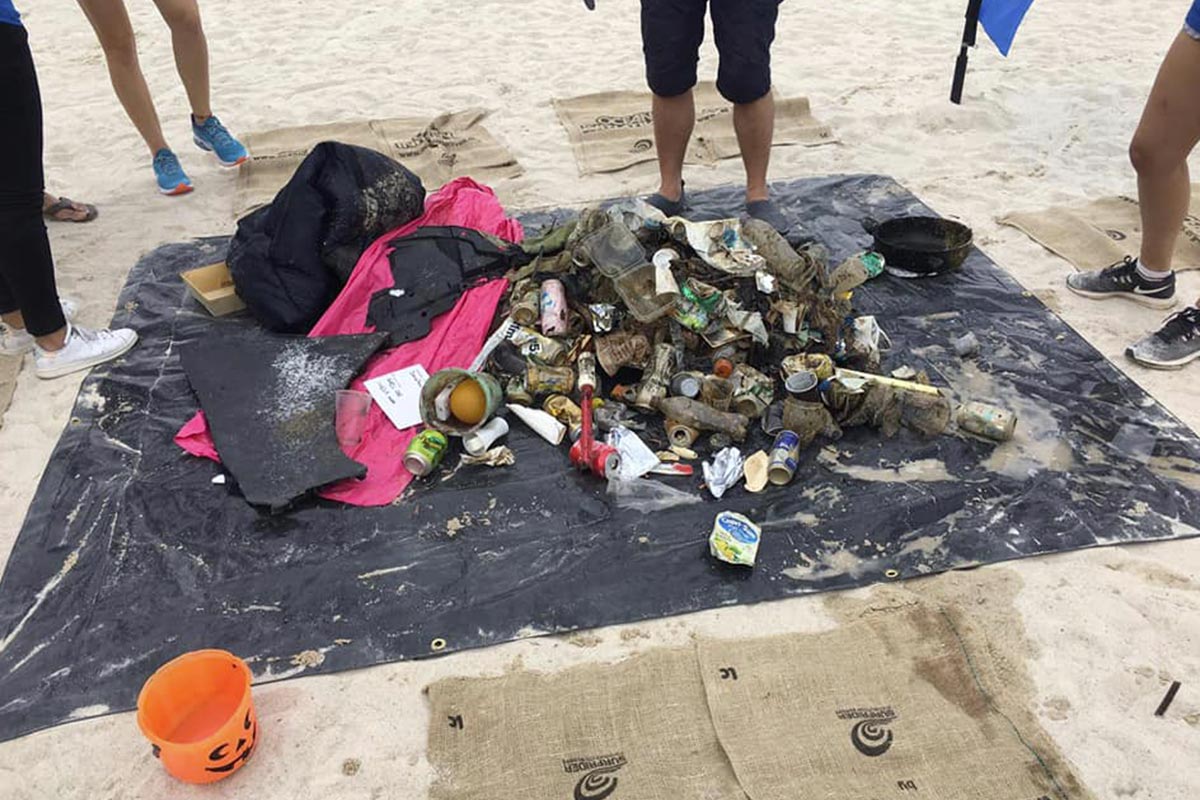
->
<box><xmin>0</xmin><ymin>298</ymin><xmax>79</xmax><ymax>356</ymax></box>
<box><xmin>34</xmin><ymin>323</ymin><xmax>138</xmax><ymax>379</ymax></box>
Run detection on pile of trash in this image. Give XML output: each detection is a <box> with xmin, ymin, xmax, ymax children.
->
<box><xmin>404</xmin><ymin>200</ymin><xmax>1017</xmax><ymax>548</ymax></box>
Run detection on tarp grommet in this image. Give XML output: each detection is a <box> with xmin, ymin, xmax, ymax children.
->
<box><xmin>431</xmin><ymin>638</ymin><xmax>447</xmax><ymax>652</ymax></box>
<box><xmin>884</xmin><ymin>569</ymin><xmax>900</xmax><ymax>579</ymax></box>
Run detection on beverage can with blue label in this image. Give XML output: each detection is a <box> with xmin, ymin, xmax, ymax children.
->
<box><xmin>768</xmin><ymin>430</ymin><xmax>801</xmax><ymax>486</ymax></box>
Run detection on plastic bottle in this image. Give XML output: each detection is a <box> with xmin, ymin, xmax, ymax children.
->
<box><xmin>741</xmin><ymin>217</ymin><xmax>823</xmax><ymax>290</ymax></box>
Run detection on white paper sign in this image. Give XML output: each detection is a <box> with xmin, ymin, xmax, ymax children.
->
<box><xmin>364</xmin><ymin>365</ymin><xmax>430</xmax><ymax>431</ymax></box>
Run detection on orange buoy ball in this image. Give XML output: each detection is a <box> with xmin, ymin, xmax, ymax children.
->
<box><xmin>449</xmin><ymin>379</ymin><xmax>487</xmax><ymax>425</ymax></box>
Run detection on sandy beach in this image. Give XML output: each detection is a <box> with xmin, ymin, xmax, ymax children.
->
<box><xmin>2</xmin><ymin>0</ymin><xmax>1199</xmax><ymax>797</ymax></box>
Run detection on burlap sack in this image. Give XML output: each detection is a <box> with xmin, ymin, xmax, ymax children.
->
<box><xmin>1001</xmin><ymin>188</ymin><xmax>1200</xmax><ymax>272</ymax></box>
<box><xmin>233</xmin><ymin>111</ymin><xmax>521</xmax><ymax>218</ymax></box>
<box><xmin>373</xmin><ymin>110</ymin><xmax>524</xmax><ymax>189</ymax></box>
<box><xmin>553</xmin><ymin>82</ymin><xmax>836</xmax><ymax>176</ymax></box>
<box><xmin>0</xmin><ymin>354</ymin><xmax>20</xmax><ymax>430</ymax></box>
<box><xmin>426</xmin><ymin>647</ymin><xmax>747</xmax><ymax>800</ymax></box>
<box><xmin>696</xmin><ymin>605</ymin><xmax>1093</xmax><ymax>800</ymax></box>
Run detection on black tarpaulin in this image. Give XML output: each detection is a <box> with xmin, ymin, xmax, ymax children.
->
<box><xmin>0</xmin><ymin>176</ymin><xmax>1197</xmax><ymax>743</ymax></box>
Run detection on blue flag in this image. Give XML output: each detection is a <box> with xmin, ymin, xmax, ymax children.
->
<box><xmin>979</xmin><ymin>0</ymin><xmax>1035</xmax><ymax>56</ymax></box>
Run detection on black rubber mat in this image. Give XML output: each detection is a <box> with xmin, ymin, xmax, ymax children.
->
<box><xmin>180</xmin><ymin>329</ymin><xmax>386</xmax><ymax>507</ymax></box>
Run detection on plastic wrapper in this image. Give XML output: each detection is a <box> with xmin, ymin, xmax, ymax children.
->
<box><xmin>703</xmin><ymin>447</ymin><xmax>745</xmax><ymax>500</ymax></box>
<box><xmin>461</xmin><ymin>447</ymin><xmax>516</xmax><ymax>468</ymax></box>
<box><xmin>607</xmin><ymin>426</ymin><xmax>661</xmax><ymax>481</ymax></box>
<box><xmin>588</xmin><ymin>304</ymin><xmax>617</xmax><ymax>333</ymax></box>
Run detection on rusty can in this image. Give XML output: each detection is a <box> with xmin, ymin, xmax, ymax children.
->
<box><xmin>665</xmin><ymin>420</ymin><xmax>701</xmax><ymax>448</ymax></box>
<box><xmin>700</xmin><ymin>376</ymin><xmax>735</xmax><ymax>412</ymax></box>
<box><xmin>635</xmin><ymin>343</ymin><xmax>675</xmax><ymax>410</ymax></box>
<box><xmin>404</xmin><ymin>429</ymin><xmax>449</xmax><ymax>477</ymax></box>
<box><xmin>577</xmin><ymin>352</ymin><xmax>598</xmax><ymax>392</ymax></box>
<box><xmin>540</xmin><ymin>279</ymin><xmax>569</xmax><ymax>337</ymax></box>
<box><xmin>511</xmin><ymin>286</ymin><xmax>541</xmax><ymax>328</ymax></box>
<box><xmin>544</xmin><ymin>394</ymin><xmax>584</xmax><ymax>441</ymax></box>
<box><xmin>510</xmin><ymin>326</ymin><xmax>568</xmax><ymax>366</ymax></box>
<box><xmin>957</xmin><ymin>402</ymin><xmax>1017</xmax><ymax>442</ymax></box>
<box><xmin>732</xmin><ymin>364</ymin><xmax>775</xmax><ymax>419</ymax></box>
<box><xmin>506</xmin><ymin>377</ymin><xmax>533</xmax><ymax>405</ymax></box>
<box><xmin>669</xmin><ymin>371</ymin><xmax>705</xmax><ymax>399</ymax></box>
<box><xmin>527</xmin><ymin>363</ymin><xmax>576</xmax><ymax>396</ymax></box>
<box><xmin>595</xmin><ymin>331</ymin><xmax>651</xmax><ymax>376</ymax></box>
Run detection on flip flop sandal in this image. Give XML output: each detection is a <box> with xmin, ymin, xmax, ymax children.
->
<box><xmin>43</xmin><ymin>196</ymin><xmax>99</xmax><ymax>223</ymax></box>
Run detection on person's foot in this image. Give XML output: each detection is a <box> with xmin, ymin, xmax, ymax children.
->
<box><xmin>745</xmin><ymin>198</ymin><xmax>791</xmax><ymax>235</ymax></box>
<box><xmin>0</xmin><ymin>298</ymin><xmax>79</xmax><ymax>356</ymax></box>
<box><xmin>192</xmin><ymin>114</ymin><xmax>249</xmax><ymax>168</ymax></box>
<box><xmin>1066</xmin><ymin>256</ymin><xmax>1176</xmax><ymax>309</ymax></box>
<box><xmin>34</xmin><ymin>323</ymin><xmax>138</xmax><ymax>379</ymax></box>
<box><xmin>153</xmin><ymin>149</ymin><xmax>194</xmax><ymax>196</ymax></box>
<box><xmin>1126</xmin><ymin>306</ymin><xmax>1200</xmax><ymax>370</ymax></box>
<box><xmin>43</xmin><ymin>193</ymin><xmax>98</xmax><ymax>223</ymax></box>
<box><xmin>644</xmin><ymin>182</ymin><xmax>687</xmax><ymax>217</ymax></box>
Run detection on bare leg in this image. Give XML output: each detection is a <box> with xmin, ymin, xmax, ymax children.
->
<box><xmin>652</xmin><ymin>90</ymin><xmax>694</xmax><ymax>203</ymax></box>
<box><xmin>152</xmin><ymin>0</ymin><xmax>212</xmax><ymax>121</ymax></box>
<box><xmin>734</xmin><ymin>93</ymin><xmax>775</xmax><ymax>203</ymax></box>
<box><xmin>1130</xmin><ymin>32</ymin><xmax>1200</xmax><ymax>271</ymax></box>
<box><xmin>35</xmin><ymin>327</ymin><xmax>67</xmax><ymax>351</ymax></box>
<box><xmin>78</xmin><ymin>0</ymin><xmax>168</xmax><ymax>154</ymax></box>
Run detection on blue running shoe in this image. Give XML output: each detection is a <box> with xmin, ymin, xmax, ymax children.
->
<box><xmin>192</xmin><ymin>114</ymin><xmax>249</xmax><ymax>167</ymax></box>
<box><xmin>152</xmin><ymin>149</ymin><xmax>194</xmax><ymax>196</ymax></box>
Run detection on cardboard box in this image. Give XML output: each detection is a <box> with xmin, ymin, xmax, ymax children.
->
<box><xmin>181</xmin><ymin>262</ymin><xmax>246</xmax><ymax>317</ymax></box>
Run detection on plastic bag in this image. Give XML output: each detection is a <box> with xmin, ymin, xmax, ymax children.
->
<box><xmin>607</xmin><ymin>478</ymin><xmax>702</xmax><ymax>513</ymax></box>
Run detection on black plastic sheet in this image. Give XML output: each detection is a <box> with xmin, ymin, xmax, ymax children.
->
<box><xmin>1</xmin><ymin>176</ymin><xmax>1198</xmax><ymax>742</ymax></box>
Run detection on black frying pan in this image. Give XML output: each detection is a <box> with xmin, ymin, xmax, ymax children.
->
<box><xmin>862</xmin><ymin>216</ymin><xmax>974</xmax><ymax>276</ymax></box>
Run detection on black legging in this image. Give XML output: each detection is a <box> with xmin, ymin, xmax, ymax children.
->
<box><xmin>0</xmin><ymin>24</ymin><xmax>66</xmax><ymax>337</ymax></box>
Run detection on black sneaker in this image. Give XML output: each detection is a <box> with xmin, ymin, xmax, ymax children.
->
<box><xmin>1066</xmin><ymin>256</ymin><xmax>1177</xmax><ymax>309</ymax></box>
<box><xmin>643</xmin><ymin>182</ymin><xmax>688</xmax><ymax>217</ymax></box>
<box><xmin>1126</xmin><ymin>306</ymin><xmax>1200</xmax><ymax>370</ymax></box>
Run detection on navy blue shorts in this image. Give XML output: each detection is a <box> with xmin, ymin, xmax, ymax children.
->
<box><xmin>1188</xmin><ymin>0</ymin><xmax>1200</xmax><ymax>38</ymax></box>
<box><xmin>641</xmin><ymin>0</ymin><xmax>782</xmax><ymax>105</ymax></box>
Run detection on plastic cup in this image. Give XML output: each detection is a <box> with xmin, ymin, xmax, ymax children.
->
<box><xmin>335</xmin><ymin>389</ymin><xmax>372</xmax><ymax>448</ymax></box>
<box><xmin>137</xmin><ymin>649</ymin><xmax>258</xmax><ymax>784</ymax></box>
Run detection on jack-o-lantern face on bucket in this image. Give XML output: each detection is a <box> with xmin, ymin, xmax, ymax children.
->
<box><xmin>205</xmin><ymin>707</ymin><xmax>258</xmax><ymax>774</ymax></box>
<box><xmin>137</xmin><ymin>649</ymin><xmax>260</xmax><ymax>784</ymax></box>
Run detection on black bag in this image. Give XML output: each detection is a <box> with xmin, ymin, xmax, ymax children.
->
<box><xmin>227</xmin><ymin>142</ymin><xmax>425</xmax><ymax>333</ymax></box>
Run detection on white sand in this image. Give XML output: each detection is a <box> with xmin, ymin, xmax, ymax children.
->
<box><xmin>3</xmin><ymin>0</ymin><xmax>1200</xmax><ymax>797</ymax></box>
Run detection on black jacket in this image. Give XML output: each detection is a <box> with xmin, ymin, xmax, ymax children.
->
<box><xmin>227</xmin><ymin>141</ymin><xmax>426</xmax><ymax>333</ymax></box>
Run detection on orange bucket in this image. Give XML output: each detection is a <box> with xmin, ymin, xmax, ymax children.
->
<box><xmin>136</xmin><ymin>649</ymin><xmax>259</xmax><ymax>784</ymax></box>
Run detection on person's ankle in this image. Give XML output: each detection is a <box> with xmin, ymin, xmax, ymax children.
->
<box><xmin>192</xmin><ymin>112</ymin><xmax>212</xmax><ymax>126</ymax></box>
<box><xmin>35</xmin><ymin>326</ymin><xmax>68</xmax><ymax>352</ymax></box>
<box><xmin>656</xmin><ymin>180</ymin><xmax>684</xmax><ymax>203</ymax></box>
<box><xmin>1136</xmin><ymin>256</ymin><xmax>1174</xmax><ymax>281</ymax></box>
<box><xmin>746</xmin><ymin>188</ymin><xmax>770</xmax><ymax>205</ymax></box>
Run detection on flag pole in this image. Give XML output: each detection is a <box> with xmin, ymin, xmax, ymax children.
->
<box><xmin>951</xmin><ymin>0</ymin><xmax>984</xmax><ymax>104</ymax></box>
